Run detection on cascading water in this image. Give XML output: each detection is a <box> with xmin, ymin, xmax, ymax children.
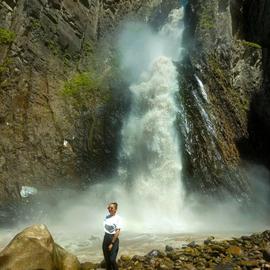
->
<box><xmin>117</xmin><ymin>7</ymin><xmax>186</xmax><ymax>231</ymax></box>
<box><xmin>1</xmin><ymin>4</ymin><xmax>269</xmax><ymax>265</ymax></box>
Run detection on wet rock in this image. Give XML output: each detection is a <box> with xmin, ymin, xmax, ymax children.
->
<box><xmin>187</xmin><ymin>241</ymin><xmax>197</xmax><ymax>248</ymax></box>
<box><xmin>263</xmin><ymin>248</ymin><xmax>270</xmax><ymax>261</ymax></box>
<box><xmin>0</xmin><ymin>224</ymin><xmax>80</xmax><ymax>270</ymax></box>
<box><xmin>114</xmin><ymin>231</ymin><xmax>270</xmax><ymax>270</ymax></box>
<box><xmin>148</xmin><ymin>249</ymin><xmax>162</xmax><ymax>257</ymax></box>
<box><xmin>81</xmin><ymin>262</ymin><xmax>99</xmax><ymax>270</ymax></box>
<box><xmin>165</xmin><ymin>245</ymin><xmax>174</xmax><ymax>252</ymax></box>
<box><xmin>226</xmin><ymin>246</ymin><xmax>243</xmax><ymax>256</ymax></box>
<box><xmin>120</xmin><ymin>255</ymin><xmax>132</xmax><ymax>262</ymax></box>
<box><xmin>132</xmin><ymin>255</ymin><xmax>146</xmax><ymax>262</ymax></box>
<box><xmin>262</xmin><ymin>230</ymin><xmax>270</xmax><ymax>240</ymax></box>
<box><xmin>239</xmin><ymin>260</ymin><xmax>259</xmax><ymax>267</ymax></box>
<box><xmin>215</xmin><ymin>263</ymin><xmax>235</xmax><ymax>270</ymax></box>
<box><xmin>204</xmin><ymin>236</ymin><xmax>215</xmax><ymax>245</ymax></box>
<box><xmin>182</xmin><ymin>263</ymin><xmax>196</xmax><ymax>270</ymax></box>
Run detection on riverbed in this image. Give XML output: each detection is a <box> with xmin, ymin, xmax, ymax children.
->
<box><xmin>0</xmin><ymin>228</ymin><xmax>256</xmax><ymax>263</ymax></box>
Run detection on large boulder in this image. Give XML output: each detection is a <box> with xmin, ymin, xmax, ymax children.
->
<box><xmin>0</xmin><ymin>224</ymin><xmax>80</xmax><ymax>270</ymax></box>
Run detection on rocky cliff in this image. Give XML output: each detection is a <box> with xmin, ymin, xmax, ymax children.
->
<box><xmin>0</xmin><ymin>0</ymin><xmax>178</xmax><ymax>205</ymax></box>
<box><xmin>242</xmin><ymin>0</ymin><xmax>270</xmax><ymax>169</ymax></box>
<box><xmin>179</xmin><ymin>0</ymin><xmax>263</xmax><ymax>199</ymax></box>
<box><xmin>0</xmin><ymin>0</ymin><xmax>269</xmax><ymax>209</ymax></box>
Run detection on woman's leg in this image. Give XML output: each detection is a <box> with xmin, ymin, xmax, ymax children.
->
<box><xmin>109</xmin><ymin>239</ymin><xmax>119</xmax><ymax>270</ymax></box>
<box><xmin>102</xmin><ymin>234</ymin><xmax>112</xmax><ymax>270</ymax></box>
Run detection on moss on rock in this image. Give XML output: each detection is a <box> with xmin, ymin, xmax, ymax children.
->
<box><xmin>0</xmin><ymin>28</ymin><xmax>16</xmax><ymax>45</ymax></box>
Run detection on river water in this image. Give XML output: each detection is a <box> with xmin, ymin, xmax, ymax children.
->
<box><xmin>0</xmin><ymin>227</ymin><xmax>255</xmax><ymax>263</ymax></box>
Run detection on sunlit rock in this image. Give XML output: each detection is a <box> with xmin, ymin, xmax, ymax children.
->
<box><xmin>0</xmin><ymin>224</ymin><xmax>80</xmax><ymax>270</ymax></box>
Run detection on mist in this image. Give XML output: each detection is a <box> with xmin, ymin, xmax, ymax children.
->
<box><xmin>1</xmin><ymin>5</ymin><xmax>270</xmax><ymax>264</ymax></box>
<box><xmin>10</xmin><ymin>163</ymin><xmax>270</xmax><ymax>236</ymax></box>
<box><xmin>117</xmin><ymin>8</ymin><xmax>184</xmax><ymax>82</ymax></box>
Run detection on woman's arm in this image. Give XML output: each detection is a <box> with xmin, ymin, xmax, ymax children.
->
<box><xmin>108</xmin><ymin>229</ymin><xmax>120</xmax><ymax>251</ymax></box>
<box><xmin>112</xmin><ymin>229</ymin><xmax>120</xmax><ymax>244</ymax></box>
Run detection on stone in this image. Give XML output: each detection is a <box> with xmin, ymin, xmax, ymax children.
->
<box><xmin>187</xmin><ymin>241</ymin><xmax>197</xmax><ymax>248</ymax></box>
<box><xmin>215</xmin><ymin>263</ymin><xmax>234</xmax><ymax>270</ymax></box>
<box><xmin>165</xmin><ymin>245</ymin><xmax>174</xmax><ymax>252</ymax></box>
<box><xmin>158</xmin><ymin>264</ymin><xmax>169</xmax><ymax>269</ymax></box>
<box><xmin>182</xmin><ymin>263</ymin><xmax>196</xmax><ymax>270</ymax></box>
<box><xmin>204</xmin><ymin>236</ymin><xmax>215</xmax><ymax>245</ymax></box>
<box><xmin>0</xmin><ymin>224</ymin><xmax>80</xmax><ymax>270</ymax></box>
<box><xmin>148</xmin><ymin>250</ymin><xmax>161</xmax><ymax>257</ymax></box>
<box><xmin>263</xmin><ymin>248</ymin><xmax>270</xmax><ymax>261</ymax></box>
<box><xmin>132</xmin><ymin>255</ymin><xmax>145</xmax><ymax>262</ymax></box>
<box><xmin>81</xmin><ymin>262</ymin><xmax>97</xmax><ymax>270</ymax></box>
<box><xmin>226</xmin><ymin>246</ymin><xmax>243</xmax><ymax>256</ymax></box>
<box><xmin>120</xmin><ymin>255</ymin><xmax>132</xmax><ymax>262</ymax></box>
<box><xmin>239</xmin><ymin>260</ymin><xmax>259</xmax><ymax>267</ymax></box>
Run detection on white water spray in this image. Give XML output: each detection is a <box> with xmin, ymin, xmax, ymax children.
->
<box><xmin>117</xmin><ymin>7</ymin><xmax>186</xmax><ymax>231</ymax></box>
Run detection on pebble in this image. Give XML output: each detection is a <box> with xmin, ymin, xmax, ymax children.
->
<box><xmin>94</xmin><ymin>231</ymin><xmax>270</xmax><ymax>270</ymax></box>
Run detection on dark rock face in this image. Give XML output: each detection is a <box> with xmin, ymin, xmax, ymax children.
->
<box><xmin>0</xmin><ymin>0</ymin><xmax>268</xmax><ymax>207</ymax></box>
<box><xmin>245</xmin><ymin>0</ymin><xmax>270</xmax><ymax>47</ymax></box>
<box><xmin>179</xmin><ymin>0</ymin><xmax>263</xmax><ymax>198</ymax></box>
<box><xmin>242</xmin><ymin>0</ymin><xmax>270</xmax><ymax>169</ymax></box>
<box><xmin>0</xmin><ymin>0</ymin><xmax>177</xmax><ymax>205</ymax></box>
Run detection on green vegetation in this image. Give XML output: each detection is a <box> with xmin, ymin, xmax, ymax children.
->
<box><xmin>0</xmin><ymin>28</ymin><xmax>16</xmax><ymax>45</ymax></box>
<box><xmin>62</xmin><ymin>40</ymin><xmax>127</xmax><ymax>110</ymax></box>
<box><xmin>199</xmin><ymin>6</ymin><xmax>215</xmax><ymax>30</ymax></box>
<box><xmin>82</xmin><ymin>41</ymin><xmax>94</xmax><ymax>56</ymax></box>
<box><xmin>30</xmin><ymin>19</ymin><xmax>41</xmax><ymax>30</ymax></box>
<box><xmin>241</xmin><ymin>40</ymin><xmax>262</xmax><ymax>49</ymax></box>
<box><xmin>46</xmin><ymin>39</ymin><xmax>60</xmax><ymax>55</ymax></box>
<box><xmin>62</xmin><ymin>70</ymin><xmax>111</xmax><ymax>109</ymax></box>
<box><xmin>208</xmin><ymin>54</ymin><xmax>249</xmax><ymax>112</ymax></box>
<box><xmin>62</xmin><ymin>72</ymin><xmax>102</xmax><ymax>97</ymax></box>
<box><xmin>0</xmin><ymin>58</ymin><xmax>12</xmax><ymax>76</ymax></box>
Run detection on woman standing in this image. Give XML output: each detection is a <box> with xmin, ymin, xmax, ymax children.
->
<box><xmin>102</xmin><ymin>202</ymin><xmax>123</xmax><ymax>270</ymax></box>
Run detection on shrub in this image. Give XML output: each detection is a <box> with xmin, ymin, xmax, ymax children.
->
<box><xmin>62</xmin><ymin>71</ymin><xmax>110</xmax><ymax>109</ymax></box>
<box><xmin>199</xmin><ymin>6</ymin><xmax>215</xmax><ymax>30</ymax></box>
<box><xmin>241</xmin><ymin>40</ymin><xmax>262</xmax><ymax>49</ymax></box>
<box><xmin>63</xmin><ymin>72</ymin><xmax>101</xmax><ymax>97</ymax></box>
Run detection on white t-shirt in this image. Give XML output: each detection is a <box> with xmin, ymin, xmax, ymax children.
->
<box><xmin>104</xmin><ymin>214</ymin><xmax>123</xmax><ymax>234</ymax></box>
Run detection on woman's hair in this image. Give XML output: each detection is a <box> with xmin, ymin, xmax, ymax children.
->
<box><xmin>110</xmin><ymin>202</ymin><xmax>118</xmax><ymax>209</ymax></box>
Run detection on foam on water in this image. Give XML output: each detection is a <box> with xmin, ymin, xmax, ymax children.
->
<box><xmin>115</xmin><ymin>7</ymin><xmax>186</xmax><ymax>232</ymax></box>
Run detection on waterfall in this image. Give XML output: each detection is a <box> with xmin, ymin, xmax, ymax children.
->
<box><xmin>117</xmin><ymin>7</ymin><xmax>186</xmax><ymax>231</ymax></box>
<box><xmin>194</xmin><ymin>75</ymin><xmax>216</xmax><ymax>138</ymax></box>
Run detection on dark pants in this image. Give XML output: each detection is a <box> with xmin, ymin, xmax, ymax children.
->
<box><xmin>102</xmin><ymin>233</ymin><xmax>119</xmax><ymax>270</ymax></box>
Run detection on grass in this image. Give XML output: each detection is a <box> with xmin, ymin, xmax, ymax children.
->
<box><xmin>0</xmin><ymin>28</ymin><xmax>16</xmax><ymax>45</ymax></box>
